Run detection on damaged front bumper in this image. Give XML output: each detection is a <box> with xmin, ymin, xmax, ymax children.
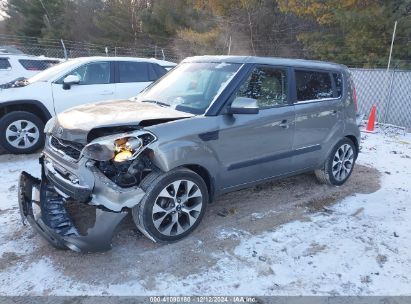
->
<box><xmin>18</xmin><ymin>170</ymin><xmax>128</xmax><ymax>252</ymax></box>
<box><xmin>17</xmin><ymin>151</ymin><xmax>148</xmax><ymax>252</ymax></box>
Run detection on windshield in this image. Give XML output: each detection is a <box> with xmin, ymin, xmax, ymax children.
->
<box><xmin>137</xmin><ymin>62</ymin><xmax>242</xmax><ymax>114</ymax></box>
<box><xmin>28</xmin><ymin>59</ymin><xmax>81</xmax><ymax>83</ymax></box>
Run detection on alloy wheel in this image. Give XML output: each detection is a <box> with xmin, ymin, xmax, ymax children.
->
<box><xmin>152</xmin><ymin>179</ymin><xmax>203</xmax><ymax>236</ymax></box>
<box><xmin>5</xmin><ymin>120</ymin><xmax>40</xmax><ymax>149</ymax></box>
<box><xmin>332</xmin><ymin>143</ymin><xmax>354</xmax><ymax>182</ymax></box>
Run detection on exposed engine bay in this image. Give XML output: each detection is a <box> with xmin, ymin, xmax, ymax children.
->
<box><xmin>96</xmin><ymin>150</ymin><xmax>155</xmax><ymax>188</ymax></box>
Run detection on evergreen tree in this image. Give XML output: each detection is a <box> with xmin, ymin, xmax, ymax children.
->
<box><xmin>277</xmin><ymin>0</ymin><xmax>411</xmax><ymax>67</ymax></box>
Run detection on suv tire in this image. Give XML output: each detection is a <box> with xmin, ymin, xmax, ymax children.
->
<box><xmin>315</xmin><ymin>138</ymin><xmax>357</xmax><ymax>186</ymax></box>
<box><xmin>132</xmin><ymin>168</ymin><xmax>208</xmax><ymax>243</ymax></box>
<box><xmin>0</xmin><ymin>111</ymin><xmax>45</xmax><ymax>154</ymax></box>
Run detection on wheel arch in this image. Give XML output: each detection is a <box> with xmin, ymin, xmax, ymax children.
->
<box><xmin>147</xmin><ymin>140</ymin><xmax>220</xmax><ymax>202</ymax></box>
<box><xmin>345</xmin><ymin>134</ymin><xmax>359</xmax><ymax>156</ymax></box>
<box><xmin>0</xmin><ymin>100</ymin><xmax>52</xmax><ymax>123</ymax></box>
<box><xmin>182</xmin><ymin>164</ymin><xmax>215</xmax><ymax>202</ymax></box>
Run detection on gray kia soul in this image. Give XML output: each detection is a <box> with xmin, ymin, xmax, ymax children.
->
<box><xmin>18</xmin><ymin>56</ymin><xmax>360</xmax><ymax>252</ymax></box>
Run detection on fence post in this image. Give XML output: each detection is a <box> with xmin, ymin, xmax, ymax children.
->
<box><xmin>60</xmin><ymin>39</ymin><xmax>68</xmax><ymax>59</ymax></box>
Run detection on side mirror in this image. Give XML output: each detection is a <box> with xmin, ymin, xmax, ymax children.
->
<box><xmin>227</xmin><ymin>97</ymin><xmax>259</xmax><ymax>115</ymax></box>
<box><xmin>63</xmin><ymin>75</ymin><xmax>80</xmax><ymax>90</ymax></box>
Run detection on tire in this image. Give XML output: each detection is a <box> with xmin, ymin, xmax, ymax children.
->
<box><xmin>0</xmin><ymin>111</ymin><xmax>45</xmax><ymax>154</ymax></box>
<box><xmin>132</xmin><ymin>168</ymin><xmax>208</xmax><ymax>243</ymax></box>
<box><xmin>315</xmin><ymin>138</ymin><xmax>357</xmax><ymax>186</ymax></box>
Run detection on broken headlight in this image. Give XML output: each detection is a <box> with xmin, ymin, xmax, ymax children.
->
<box><xmin>82</xmin><ymin>133</ymin><xmax>154</xmax><ymax>162</ymax></box>
<box><xmin>113</xmin><ymin>137</ymin><xmax>142</xmax><ymax>162</ymax></box>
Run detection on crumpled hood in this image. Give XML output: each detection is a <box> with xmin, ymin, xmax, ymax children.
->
<box><xmin>53</xmin><ymin>99</ymin><xmax>193</xmax><ymax>143</ymax></box>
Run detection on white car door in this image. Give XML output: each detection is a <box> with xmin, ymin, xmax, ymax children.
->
<box><xmin>114</xmin><ymin>61</ymin><xmax>155</xmax><ymax>99</ymax></box>
<box><xmin>52</xmin><ymin>61</ymin><xmax>115</xmax><ymax>113</ymax></box>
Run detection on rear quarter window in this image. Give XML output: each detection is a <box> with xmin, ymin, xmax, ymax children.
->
<box><xmin>0</xmin><ymin>58</ymin><xmax>11</xmax><ymax>70</ymax></box>
<box><xmin>152</xmin><ymin>64</ymin><xmax>167</xmax><ymax>78</ymax></box>
<box><xmin>295</xmin><ymin>70</ymin><xmax>333</xmax><ymax>102</ymax></box>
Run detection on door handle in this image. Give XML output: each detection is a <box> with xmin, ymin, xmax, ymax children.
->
<box><xmin>331</xmin><ymin>110</ymin><xmax>338</xmax><ymax>116</ymax></box>
<box><xmin>279</xmin><ymin>120</ymin><xmax>289</xmax><ymax>129</ymax></box>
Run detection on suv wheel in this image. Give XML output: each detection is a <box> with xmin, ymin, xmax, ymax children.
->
<box><xmin>0</xmin><ymin>111</ymin><xmax>45</xmax><ymax>154</ymax></box>
<box><xmin>315</xmin><ymin>138</ymin><xmax>357</xmax><ymax>186</ymax></box>
<box><xmin>132</xmin><ymin>168</ymin><xmax>208</xmax><ymax>243</ymax></box>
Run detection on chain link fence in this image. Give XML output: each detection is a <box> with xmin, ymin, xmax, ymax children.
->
<box><xmin>350</xmin><ymin>68</ymin><xmax>411</xmax><ymax>128</ymax></box>
<box><xmin>0</xmin><ymin>34</ymin><xmax>181</xmax><ymax>62</ymax></box>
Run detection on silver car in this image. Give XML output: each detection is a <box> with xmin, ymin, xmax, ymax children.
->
<box><xmin>18</xmin><ymin>56</ymin><xmax>360</xmax><ymax>252</ymax></box>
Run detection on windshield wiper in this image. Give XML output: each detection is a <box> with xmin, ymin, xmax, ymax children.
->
<box><xmin>140</xmin><ymin>100</ymin><xmax>170</xmax><ymax>107</ymax></box>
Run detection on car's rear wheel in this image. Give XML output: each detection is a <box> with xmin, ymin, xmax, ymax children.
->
<box><xmin>132</xmin><ymin>168</ymin><xmax>208</xmax><ymax>243</ymax></box>
<box><xmin>315</xmin><ymin>138</ymin><xmax>357</xmax><ymax>186</ymax></box>
<box><xmin>0</xmin><ymin>111</ymin><xmax>45</xmax><ymax>154</ymax></box>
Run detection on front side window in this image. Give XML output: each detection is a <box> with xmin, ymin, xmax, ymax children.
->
<box><xmin>236</xmin><ymin>66</ymin><xmax>288</xmax><ymax>108</ymax></box>
<box><xmin>118</xmin><ymin>62</ymin><xmax>149</xmax><ymax>83</ymax></box>
<box><xmin>295</xmin><ymin>70</ymin><xmax>333</xmax><ymax>102</ymax></box>
<box><xmin>63</xmin><ymin>62</ymin><xmax>110</xmax><ymax>85</ymax></box>
<box><xmin>19</xmin><ymin>59</ymin><xmax>60</xmax><ymax>71</ymax></box>
<box><xmin>0</xmin><ymin>58</ymin><xmax>11</xmax><ymax>70</ymax></box>
<box><xmin>138</xmin><ymin>62</ymin><xmax>242</xmax><ymax>114</ymax></box>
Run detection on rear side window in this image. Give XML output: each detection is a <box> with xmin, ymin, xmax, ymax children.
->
<box><xmin>19</xmin><ymin>59</ymin><xmax>60</xmax><ymax>71</ymax></box>
<box><xmin>118</xmin><ymin>62</ymin><xmax>150</xmax><ymax>83</ymax></box>
<box><xmin>333</xmin><ymin>72</ymin><xmax>343</xmax><ymax>97</ymax></box>
<box><xmin>295</xmin><ymin>70</ymin><xmax>333</xmax><ymax>102</ymax></box>
<box><xmin>0</xmin><ymin>58</ymin><xmax>11</xmax><ymax>70</ymax></box>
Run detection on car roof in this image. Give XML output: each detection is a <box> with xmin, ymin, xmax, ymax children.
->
<box><xmin>70</xmin><ymin>56</ymin><xmax>176</xmax><ymax>67</ymax></box>
<box><xmin>182</xmin><ymin>55</ymin><xmax>347</xmax><ymax>71</ymax></box>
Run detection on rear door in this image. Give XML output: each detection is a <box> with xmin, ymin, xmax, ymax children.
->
<box><xmin>52</xmin><ymin>61</ymin><xmax>115</xmax><ymax>113</ymax></box>
<box><xmin>292</xmin><ymin>69</ymin><xmax>344</xmax><ymax>169</ymax></box>
<box><xmin>114</xmin><ymin>61</ymin><xmax>165</xmax><ymax>99</ymax></box>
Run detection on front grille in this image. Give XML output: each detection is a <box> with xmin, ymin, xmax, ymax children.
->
<box><xmin>50</xmin><ymin>137</ymin><xmax>84</xmax><ymax>160</ymax></box>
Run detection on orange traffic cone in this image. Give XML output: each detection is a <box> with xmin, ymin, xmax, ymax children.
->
<box><xmin>365</xmin><ymin>105</ymin><xmax>376</xmax><ymax>133</ymax></box>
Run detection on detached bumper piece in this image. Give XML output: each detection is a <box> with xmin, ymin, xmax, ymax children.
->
<box><xmin>18</xmin><ymin>171</ymin><xmax>127</xmax><ymax>253</ymax></box>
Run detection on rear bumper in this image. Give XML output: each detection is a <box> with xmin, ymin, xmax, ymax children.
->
<box><xmin>18</xmin><ymin>170</ymin><xmax>127</xmax><ymax>253</ymax></box>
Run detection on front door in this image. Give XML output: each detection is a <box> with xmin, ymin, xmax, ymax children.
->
<box><xmin>209</xmin><ymin>65</ymin><xmax>295</xmax><ymax>190</ymax></box>
<box><xmin>52</xmin><ymin>61</ymin><xmax>115</xmax><ymax>113</ymax></box>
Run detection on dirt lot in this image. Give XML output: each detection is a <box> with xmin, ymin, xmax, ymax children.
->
<box><xmin>0</xmin><ymin>160</ymin><xmax>380</xmax><ymax>292</ymax></box>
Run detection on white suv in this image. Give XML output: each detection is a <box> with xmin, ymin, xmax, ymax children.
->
<box><xmin>0</xmin><ymin>56</ymin><xmax>176</xmax><ymax>154</ymax></box>
<box><xmin>0</xmin><ymin>54</ymin><xmax>61</xmax><ymax>84</ymax></box>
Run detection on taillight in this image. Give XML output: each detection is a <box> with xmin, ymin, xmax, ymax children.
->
<box><xmin>353</xmin><ymin>86</ymin><xmax>358</xmax><ymax>112</ymax></box>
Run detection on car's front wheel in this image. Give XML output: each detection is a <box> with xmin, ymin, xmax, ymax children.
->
<box><xmin>132</xmin><ymin>168</ymin><xmax>208</xmax><ymax>243</ymax></box>
<box><xmin>315</xmin><ymin>138</ymin><xmax>357</xmax><ymax>186</ymax></box>
<box><xmin>0</xmin><ymin>111</ymin><xmax>45</xmax><ymax>154</ymax></box>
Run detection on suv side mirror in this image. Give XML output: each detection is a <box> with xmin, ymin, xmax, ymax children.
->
<box><xmin>227</xmin><ymin>97</ymin><xmax>259</xmax><ymax>115</ymax></box>
<box><xmin>63</xmin><ymin>75</ymin><xmax>80</xmax><ymax>90</ymax></box>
